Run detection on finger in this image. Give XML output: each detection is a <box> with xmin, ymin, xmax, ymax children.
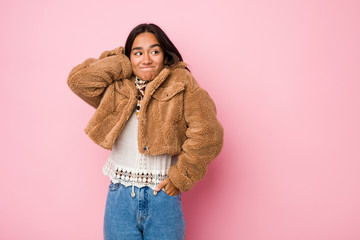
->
<box><xmin>165</xmin><ymin>184</ymin><xmax>179</xmax><ymax>196</ymax></box>
<box><xmin>168</xmin><ymin>189</ymin><xmax>180</xmax><ymax>196</ymax></box>
<box><xmin>165</xmin><ymin>187</ymin><xmax>173</xmax><ymax>195</ymax></box>
<box><xmin>155</xmin><ymin>178</ymin><xmax>169</xmax><ymax>191</ymax></box>
<box><xmin>164</xmin><ymin>179</ymin><xmax>179</xmax><ymax>195</ymax></box>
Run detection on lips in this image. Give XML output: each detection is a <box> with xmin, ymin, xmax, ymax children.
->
<box><xmin>140</xmin><ymin>66</ymin><xmax>155</xmax><ymax>69</ymax></box>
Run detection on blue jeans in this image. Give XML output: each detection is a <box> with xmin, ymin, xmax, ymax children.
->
<box><xmin>103</xmin><ymin>182</ymin><xmax>186</xmax><ymax>240</ymax></box>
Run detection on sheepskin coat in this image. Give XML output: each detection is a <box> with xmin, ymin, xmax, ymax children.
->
<box><xmin>67</xmin><ymin>47</ymin><xmax>224</xmax><ymax>192</ymax></box>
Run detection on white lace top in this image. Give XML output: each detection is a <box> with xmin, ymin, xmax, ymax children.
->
<box><xmin>102</xmin><ymin>110</ymin><xmax>178</xmax><ymax>191</ymax></box>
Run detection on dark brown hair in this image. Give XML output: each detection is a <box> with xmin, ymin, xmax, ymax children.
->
<box><xmin>125</xmin><ymin>23</ymin><xmax>183</xmax><ymax>66</ymax></box>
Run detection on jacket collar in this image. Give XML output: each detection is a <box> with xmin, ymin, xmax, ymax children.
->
<box><xmin>136</xmin><ymin>62</ymin><xmax>188</xmax><ymax>118</ymax></box>
<box><xmin>141</xmin><ymin>61</ymin><xmax>188</xmax><ymax>98</ymax></box>
<box><xmin>117</xmin><ymin>62</ymin><xmax>188</xmax><ymax>101</ymax></box>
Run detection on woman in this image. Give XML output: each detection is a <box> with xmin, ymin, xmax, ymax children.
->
<box><xmin>67</xmin><ymin>23</ymin><xmax>223</xmax><ymax>240</ymax></box>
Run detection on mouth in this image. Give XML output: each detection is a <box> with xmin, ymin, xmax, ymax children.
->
<box><xmin>140</xmin><ymin>66</ymin><xmax>155</xmax><ymax>69</ymax></box>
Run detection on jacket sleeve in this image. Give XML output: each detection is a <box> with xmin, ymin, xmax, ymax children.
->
<box><xmin>67</xmin><ymin>47</ymin><xmax>132</xmax><ymax>108</ymax></box>
<box><xmin>168</xmin><ymin>73</ymin><xmax>224</xmax><ymax>192</ymax></box>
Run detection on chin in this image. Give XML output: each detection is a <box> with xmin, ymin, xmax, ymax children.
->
<box><xmin>141</xmin><ymin>74</ymin><xmax>155</xmax><ymax>81</ymax></box>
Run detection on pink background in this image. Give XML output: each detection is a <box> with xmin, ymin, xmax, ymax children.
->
<box><xmin>1</xmin><ymin>0</ymin><xmax>360</xmax><ymax>239</ymax></box>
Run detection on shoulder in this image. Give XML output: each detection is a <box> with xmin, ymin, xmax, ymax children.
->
<box><xmin>167</xmin><ymin>62</ymin><xmax>199</xmax><ymax>90</ymax></box>
<box><xmin>168</xmin><ymin>62</ymin><xmax>191</xmax><ymax>77</ymax></box>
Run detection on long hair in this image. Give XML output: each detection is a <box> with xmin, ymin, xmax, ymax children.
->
<box><xmin>125</xmin><ymin>23</ymin><xmax>183</xmax><ymax>66</ymax></box>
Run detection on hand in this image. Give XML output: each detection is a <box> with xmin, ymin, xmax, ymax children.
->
<box><xmin>155</xmin><ymin>177</ymin><xmax>180</xmax><ymax>196</ymax></box>
<box><xmin>99</xmin><ymin>47</ymin><xmax>125</xmax><ymax>59</ymax></box>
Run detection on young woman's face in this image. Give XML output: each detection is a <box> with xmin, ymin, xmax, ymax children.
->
<box><xmin>130</xmin><ymin>32</ymin><xmax>165</xmax><ymax>81</ymax></box>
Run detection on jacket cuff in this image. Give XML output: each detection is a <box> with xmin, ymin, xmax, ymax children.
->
<box><xmin>168</xmin><ymin>163</ymin><xmax>194</xmax><ymax>192</ymax></box>
<box><xmin>99</xmin><ymin>46</ymin><xmax>125</xmax><ymax>59</ymax></box>
<box><xmin>116</xmin><ymin>53</ymin><xmax>132</xmax><ymax>79</ymax></box>
<box><xmin>99</xmin><ymin>47</ymin><xmax>132</xmax><ymax>79</ymax></box>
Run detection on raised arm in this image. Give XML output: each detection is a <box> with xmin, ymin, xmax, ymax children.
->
<box><xmin>67</xmin><ymin>47</ymin><xmax>132</xmax><ymax>108</ymax></box>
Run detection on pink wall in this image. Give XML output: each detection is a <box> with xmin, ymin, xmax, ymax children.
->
<box><xmin>1</xmin><ymin>0</ymin><xmax>360</xmax><ymax>239</ymax></box>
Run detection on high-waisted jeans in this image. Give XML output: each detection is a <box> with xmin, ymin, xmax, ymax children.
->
<box><xmin>103</xmin><ymin>182</ymin><xmax>186</xmax><ymax>240</ymax></box>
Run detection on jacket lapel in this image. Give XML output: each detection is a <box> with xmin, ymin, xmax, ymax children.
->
<box><xmin>144</xmin><ymin>62</ymin><xmax>188</xmax><ymax>100</ymax></box>
<box><xmin>138</xmin><ymin>62</ymin><xmax>188</xmax><ymax>118</ymax></box>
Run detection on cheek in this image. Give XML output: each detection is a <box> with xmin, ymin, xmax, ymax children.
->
<box><xmin>130</xmin><ymin>60</ymin><xmax>138</xmax><ymax>71</ymax></box>
<box><xmin>158</xmin><ymin>64</ymin><xmax>164</xmax><ymax>72</ymax></box>
<box><xmin>159</xmin><ymin>54</ymin><xmax>165</xmax><ymax>65</ymax></box>
<box><xmin>156</xmin><ymin>56</ymin><xmax>165</xmax><ymax>68</ymax></box>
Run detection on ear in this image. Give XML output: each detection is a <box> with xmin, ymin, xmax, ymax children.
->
<box><xmin>164</xmin><ymin>55</ymin><xmax>168</xmax><ymax>65</ymax></box>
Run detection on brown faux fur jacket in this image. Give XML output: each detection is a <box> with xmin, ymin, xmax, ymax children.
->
<box><xmin>67</xmin><ymin>47</ymin><xmax>224</xmax><ymax>192</ymax></box>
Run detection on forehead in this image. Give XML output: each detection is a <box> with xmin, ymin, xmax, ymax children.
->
<box><xmin>132</xmin><ymin>32</ymin><xmax>160</xmax><ymax>49</ymax></box>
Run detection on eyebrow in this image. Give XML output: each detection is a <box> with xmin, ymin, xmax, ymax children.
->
<box><xmin>131</xmin><ymin>44</ymin><xmax>161</xmax><ymax>52</ymax></box>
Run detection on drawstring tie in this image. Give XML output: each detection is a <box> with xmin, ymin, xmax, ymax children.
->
<box><xmin>131</xmin><ymin>153</ymin><xmax>141</xmax><ymax>197</ymax></box>
<box><xmin>130</xmin><ymin>153</ymin><xmax>159</xmax><ymax>197</ymax></box>
<box><xmin>131</xmin><ymin>184</ymin><xmax>135</xmax><ymax>197</ymax></box>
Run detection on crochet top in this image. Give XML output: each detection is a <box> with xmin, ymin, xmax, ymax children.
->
<box><xmin>102</xmin><ymin>110</ymin><xmax>177</xmax><ymax>191</ymax></box>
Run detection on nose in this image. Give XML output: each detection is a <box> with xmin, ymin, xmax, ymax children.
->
<box><xmin>143</xmin><ymin>53</ymin><xmax>152</xmax><ymax>64</ymax></box>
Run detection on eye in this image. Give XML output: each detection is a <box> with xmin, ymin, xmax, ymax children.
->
<box><xmin>151</xmin><ymin>50</ymin><xmax>160</xmax><ymax>54</ymax></box>
<box><xmin>134</xmin><ymin>52</ymin><xmax>142</xmax><ymax>56</ymax></box>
